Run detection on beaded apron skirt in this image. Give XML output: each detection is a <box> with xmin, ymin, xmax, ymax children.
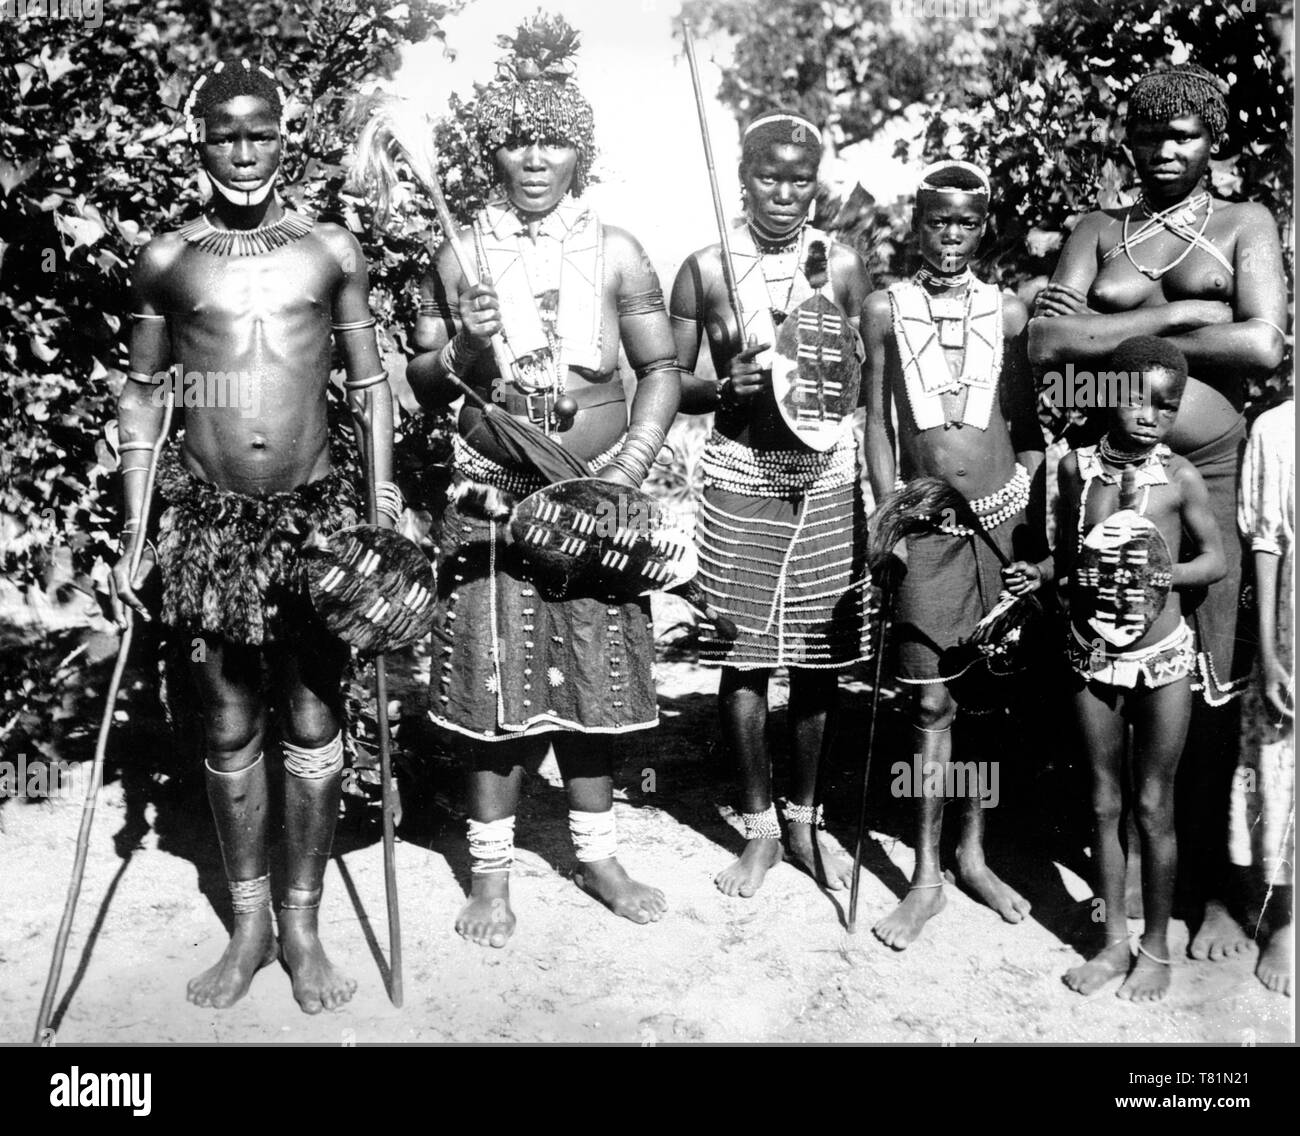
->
<box><xmin>155</xmin><ymin>440</ymin><xmax>358</xmax><ymax>647</ymax></box>
<box><xmin>428</xmin><ymin>440</ymin><xmax>657</xmax><ymax>742</ymax></box>
<box><xmin>695</xmin><ymin>431</ymin><xmax>873</xmax><ymax>670</ymax></box>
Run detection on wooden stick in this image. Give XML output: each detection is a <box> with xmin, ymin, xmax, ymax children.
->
<box><xmin>682</xmin><ymin>22</ymin><xmax>747</xmax><ymax>342</ymax></box>
<box><xmin>33</xmin><ymin>390</ymin><xmax>175</xmax><ymax>1043</ymax></box>
<box><xmin>356</xmin><ymin>414</ymin><xmax>404</xmax><ymax>1008</ymax></box>
<box><xmin>848</xmin><ymin>570</ymin><xmax>895</xmax><ymax>934</ymax></box>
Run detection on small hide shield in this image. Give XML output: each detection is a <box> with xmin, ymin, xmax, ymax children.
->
<box><xmin>510</xmin><ymin>478</ymin><xmax>697</xmax><ymax>597</ymax></box>
<box><xmin>771</xmin><ymin>293</ymin><xmax>861</xmax><ymax>452</ymax></box>
<box><xmin>303</xmin><ymin>525</ymin><xmax>436</xmax><ymax>655</ymax></box>
<box><xmin>1074</xmin><ymin>509</ymin><xmax>1174</xmax><ymax>648</ymax></box>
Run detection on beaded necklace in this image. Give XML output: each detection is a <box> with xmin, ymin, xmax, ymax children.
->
<box><xmin>1116</xmin><ymin>191</ymin><xmax>1214</xmax><ymax>280</ymax></box>
<box><xmin>749</xmin><ymin>221</ymin><xmax>808</xmax><ymax>321</ymax></box>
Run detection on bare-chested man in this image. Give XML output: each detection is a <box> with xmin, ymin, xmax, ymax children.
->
<box><xmin>405</xmin><ymin>17</ymin><xmax>679</xmax><ymax>948</ymax></box>
<box><xmin>862</xmin><ymin>160</ymin><xmax>1045</xmax><ymax>949</ymax></box>
<box><xmin>113</xmin><ymin>59</ymin><xmax>395</xmax><ymax>1013</ymax></box>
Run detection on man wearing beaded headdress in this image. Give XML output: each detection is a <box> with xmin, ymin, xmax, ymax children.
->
<box><xmin>861</xmin><ymin>160</ymin><xmax>1045</xmax><ymax>948</ymax></box>
<box><xmin>111</xmin><ymin>58</ymin><xmax>397</xmax><ymax>1012</ymax></box>
<box><xmin>1028</xmin><ymin>64</ymin><xmax>1287</xmax><ymax>962</ymax></box>
<box><xmin>406</xmin><ymin>15</ymin><xmax>679</xmax><ymax>947</ymax></box>
<box><xmin>670</xmin><ymin>109</ymin><xmax>873</xmax><ymax>898</ymax></box>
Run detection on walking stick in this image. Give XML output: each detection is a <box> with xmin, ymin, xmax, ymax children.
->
<box><xmin>848</xmin><ymin>562</ymin><xmax>898</xmax><ymax>934</ymax></box>
<box><xmin>353</xmin><ymin>416</ymin><xmax>404</xmax><ymax>1009</ymax></box>
<box><xmin>682</xmin><ymin>22</ymin><xmax>747</xmax><ymax>340</ymax></box>
<box><xmin>34</xmin><ymin>391</ymin><xmax>175</xmax><ymax>1043</ymax></box>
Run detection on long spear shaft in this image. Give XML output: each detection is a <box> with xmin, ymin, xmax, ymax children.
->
<box><xmin>34</xmin><ymin>390</ymin><xmax>175</xmax><ymax>1043</ymax></box>
<box><xmin>682</xmin><ymin>22</ymin><xmax>747</xmax><ymax>341</ymax></box>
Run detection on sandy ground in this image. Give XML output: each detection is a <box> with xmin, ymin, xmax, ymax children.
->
<box><xmin>1</xmin><ymin>596</ymin><xmax>1292</xmax><ymax>1046</ymax></box>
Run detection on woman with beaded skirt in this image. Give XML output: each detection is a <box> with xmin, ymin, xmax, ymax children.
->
<box><xmin>670</xmin><ymin>110</ymin><xmax>874</xmax><ymax>899</ymax></box>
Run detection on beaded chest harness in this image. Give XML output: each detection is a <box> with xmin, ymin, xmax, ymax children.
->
<box><xmin>471</xmin><ymin>196</ymin><xmax>604</xmax><ymax>429</ymax></box>
<box><xmin>887</xmin><ymin>275</ymin><xmax>1003</xmax><ymax>431</ymax></box>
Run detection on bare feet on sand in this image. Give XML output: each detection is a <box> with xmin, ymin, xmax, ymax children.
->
<box><xmin>785</xmin><ymin>824</ymin><xmax>855</xmax><ymax>891</ymax></box>
<box><xmin>715</xmin><ymin>837</ymin><xmax>782</xmax><ymax>897</ymax></box>
<box><xmin>278</xmin><ymin>910</ymin><xmax>357</xmax><ymax>1014</ymax></box>
<box><xmin>1063</xmin><ymin>939</ymin><xmax>1131</xmax><ymax>996</ymax></box>
<box><xmin>455</xmin><ymin>873</ymin><xmax>516</xmax><ymax>949</ymax></box>
<box><xmin>1117</xmin><ymin>934</ymin><xmax>1172</xmax><ymax>1002</ymax></box>
<box><xmin>186</xmin><ymin>911</ymin><xmax>276</xmax><ymax>1009</ymax></box>
<box><xmin>954</xmin><ymin>850</ymin><xmax>1032</xmax><ymax>924</ymax></box>
<box><xmin>574</xmin><ymin>857</ymin><xmax>667</xmax><ymax>924</ymax></box>
<box><xmin>873</xmin><ymin>883</ymin><xmax>946</xmax><ymax>950</ymax></box>
<box><xmin>1189</xmin><ymin>899</ymin><xmax>1253</xmax><ymax>961</ymax></box>
<box><xmin>1256</xmin><ymin>931</ymin><xmax>1293</xmax><ymax>996</ymax></box>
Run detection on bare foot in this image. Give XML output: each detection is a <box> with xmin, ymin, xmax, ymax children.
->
<box><xmin>1063</xmin><ymin>940</ymin><xmax>1131</xmax><ymax>996</ymax></box>
<box><xmin>278</xmin><ymin>911</ymin><xmax>357</xmax><ymax>1015</ymax></box>
<box><xmin>1189</xmin><ymin>899</ymin><xmax>1252</xmax><ymax>961</ymax></box>
<box><xmin>574</xmin><ymin>857</ymin><xmax>667</xmax><ymax>924</ymax></box>
<box><xmin>1256</xmin><ymin>930</ymin><xmax>1293</xmax><ymax>996</ymax></box>
<box><xmin>1117</xmin><ymin>935</ymin><xmax>1172</xmax><ymax>1003</ymax></box>
<box><xmin>715</xmin><ymin>837</ymin><xmax>782</xmax><ymax>898</ymax></box>
<box><xmin>454</xmin><ymin>873</ymin><xmax>516</xmax><ymax>948</ymax></box>
<box><xmin>872</xmin><ymin>883</ymin><xmax>946</xmax><ymax>950</ymax></box>
<box><xmin>954</xmin><ymin>851</ymin><xmax>1031</xmax><ymax>923</ymax></box>
<box><xmin>786</xmin><ymin>824</ymin><xmax>855</xmax><ymax>891</ymax></box>
<box><xmin>186</xmin><ymin>911</ymin><xmax>276</xmax><ymax>1009</ymax></box>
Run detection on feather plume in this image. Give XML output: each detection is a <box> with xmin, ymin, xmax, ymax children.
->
<box><xmin>345</xmin><ymin>91</ymin><xmax>444</xmax><ymax>226</ymax></box>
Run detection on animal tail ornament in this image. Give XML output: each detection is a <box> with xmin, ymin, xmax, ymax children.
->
<box><xmin>346</xmin><ymin>92</ymin><xmax>444</xmax><ymax>226</ymax></box>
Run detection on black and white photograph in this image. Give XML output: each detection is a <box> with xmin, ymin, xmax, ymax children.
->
<box><xmin>0</xmin><ymin>0</ymin><xmax>1293</xmax><ymax>1067</ymax></box>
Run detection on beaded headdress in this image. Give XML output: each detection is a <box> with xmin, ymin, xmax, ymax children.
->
<box><xmin>470</xmin><ymin>12</ymin><xmax>596</xmax><ymax>195</ymax></box>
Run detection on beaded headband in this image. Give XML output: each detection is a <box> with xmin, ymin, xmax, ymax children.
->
<box><xmin>183</xmin><ymin>59</ymin><xmax>288</xmax><ymax>145</ymax></box>
<box><xmin>742</xmin><ymin>112</ymin><xmax>823</xmax><ymax>147</ymax></box>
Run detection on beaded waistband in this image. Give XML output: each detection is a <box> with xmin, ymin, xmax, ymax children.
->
<box><xmin>701</xmin><ymin>431</ymin><xmax>856</xmax><ymax>497</ymax></box>
<box><xmin>896</xmin><ymin>463</ymin><xmax>1029</xmax><ymax>535</ymax></box>
<box><xmin>451</xmin><ymin>433</ymin><xmax>624</xmax><ymax>497</ymax></box>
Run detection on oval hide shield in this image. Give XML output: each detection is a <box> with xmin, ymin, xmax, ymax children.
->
<box><xmin>771</xmin><ymin>292</ymin><xmax>861</xmax><ymax>452</ymax></box>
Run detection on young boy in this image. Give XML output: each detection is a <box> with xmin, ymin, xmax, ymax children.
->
<box><xmin>861</xmin><ymin>160</ymin><xmax>1044</xmax><ymax>948</ymax></box>
<box><xmin>1052</xmin><ymin>336</ymin><xmax>1226</xmax><ymax>1001</ymax></box>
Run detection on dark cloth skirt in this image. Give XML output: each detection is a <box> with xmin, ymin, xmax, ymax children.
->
<box><xmin>695</xmin><ymin>478</ymin><xmax>872</xmax><ymax>670</ymax></box>
<box><xmin>428</xmin><ymin>482</ymin><xmax>658</xmax><ymax>741</ymax></box>
<box><xmin>893</xmin><ymin>511</ymin><xmax>1024</xmax><ymax>685</ymax></box>
<box><xmin>155</xmin><ymin>442</ymin><xmax>359</xmax><ymax>646</ymax></box>
<box><xmin>1182</xmin><ymin>418</ymin><xmax>1250</xmax><ymax>705</ymax></box>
